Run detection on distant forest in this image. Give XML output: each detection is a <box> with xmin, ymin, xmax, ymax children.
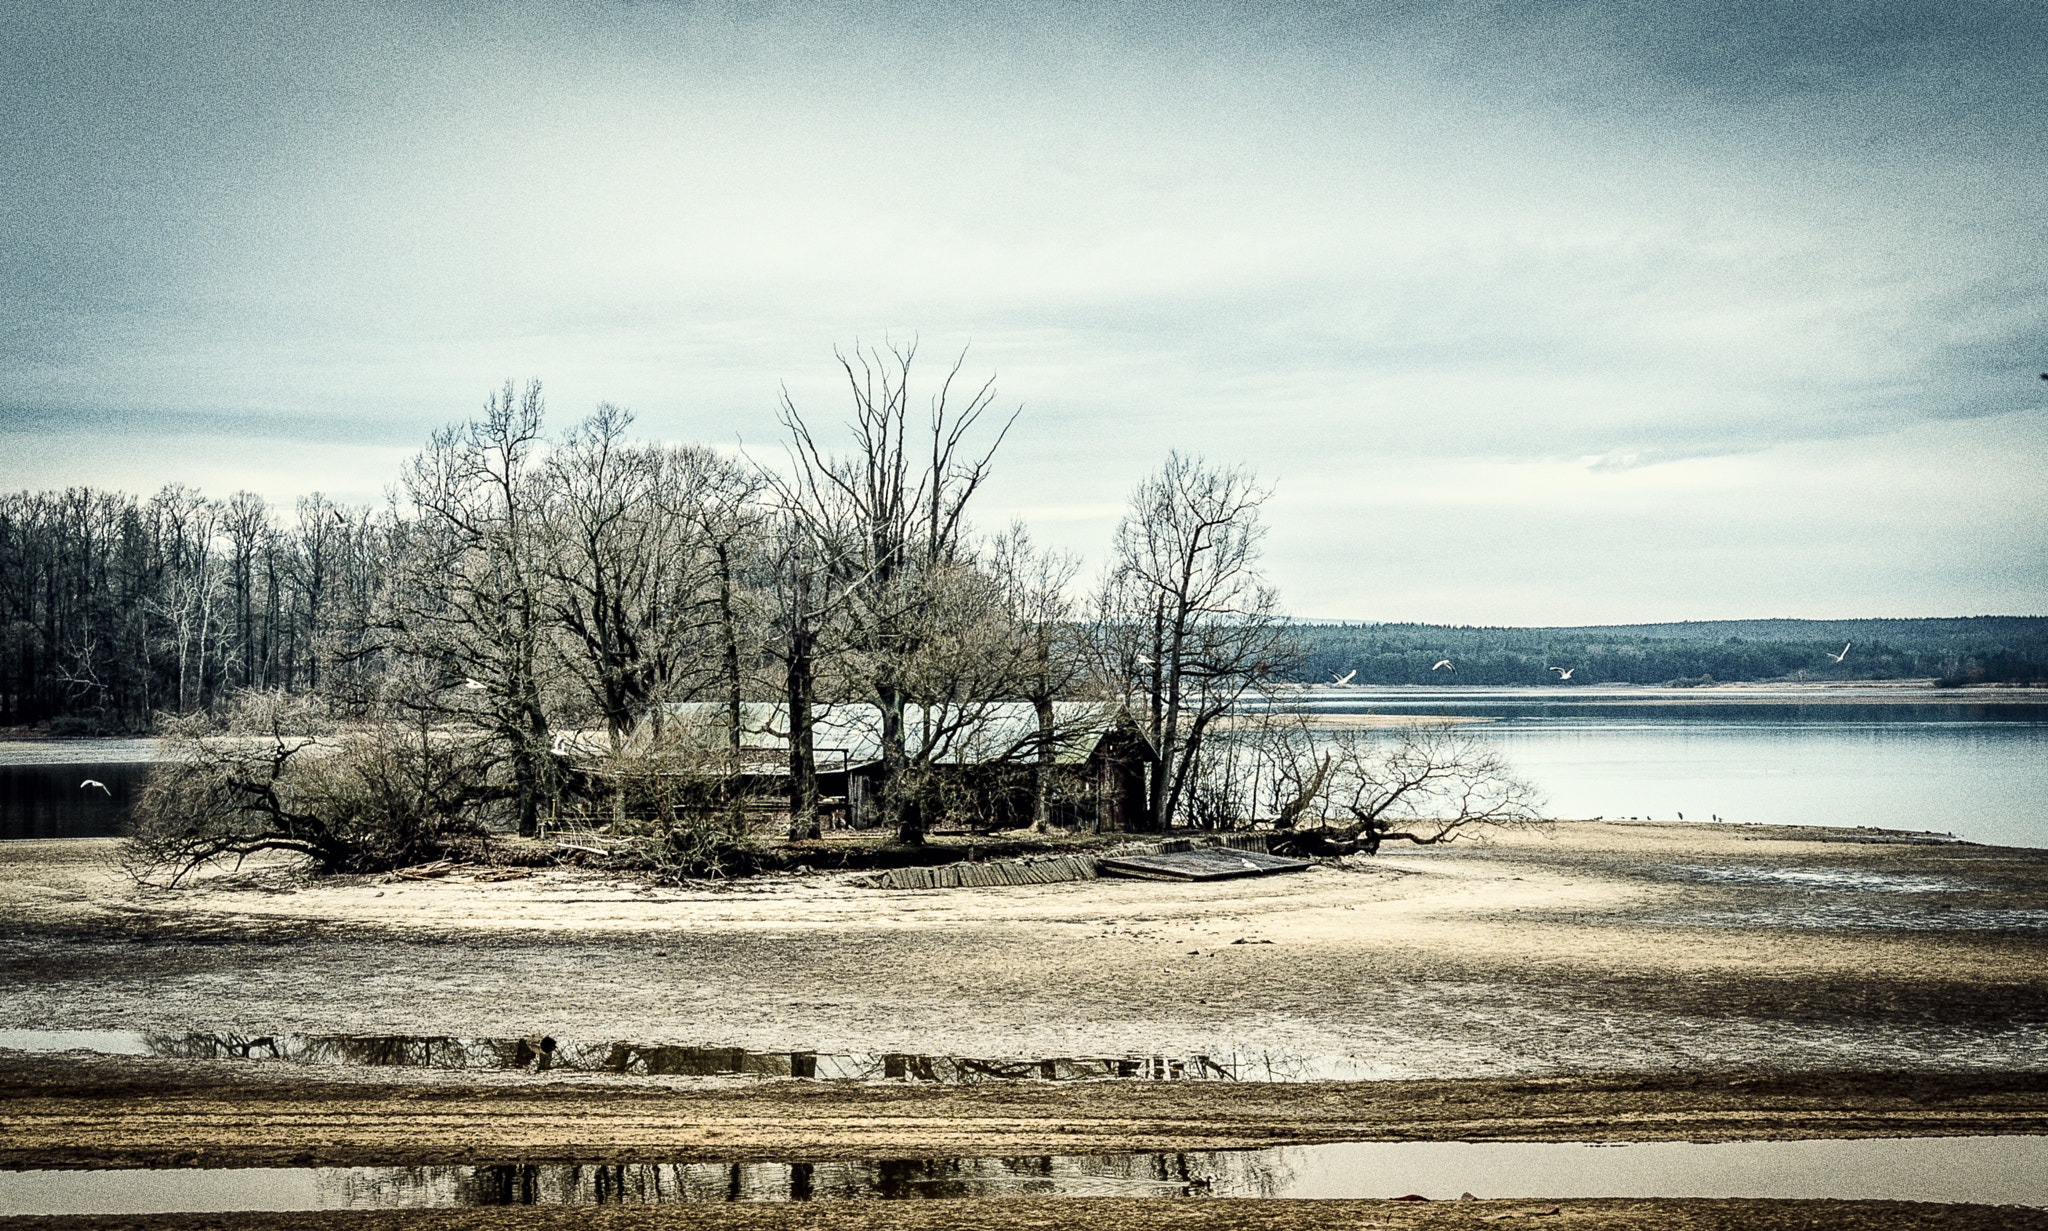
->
<box><xmin>0</xmin><ymin>486</ymin><xmax>384</xmax><ymax>732</ymax></box>
<box><xmin>1290</xmin><ymin>617</ymin><xmax>2048</xmax><ymax>688</ymax></box>
<box><xmin>4</xmin><ymin>477</ymin><xmax>2044</xmax><ymax>738</ymax></box>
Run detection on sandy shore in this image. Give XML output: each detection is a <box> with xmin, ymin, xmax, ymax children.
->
<box><xmin>7</xmin><ymin>821</ymin><xmax>2044</xmax><ymax>1068</ymax></box>
<box><xmin>4</xmin><ymin>821</ymin><xmax>2047</xmax><ymax>1227</ymax></box>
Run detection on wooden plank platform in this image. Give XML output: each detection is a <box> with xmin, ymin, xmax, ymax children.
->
<box><xmin>1095</xmin><ymin>847</ymin><xmax>1314</xmax><ymax>881</ymax></box>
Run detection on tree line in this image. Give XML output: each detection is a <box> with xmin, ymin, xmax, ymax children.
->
<box><xmin>37</xmin><ymin>345</ymin><xmax>1351</xmax><ymax>880</ymax></box>
<box><xmin>0</xmin><ymin>485</ymin><xmax>384</xmax><ymax>730</ymax></box>
<box><xmin>1293</xmin><ymin>619</ymin><xmax>2048</xmax><ymax>687</ymax></box>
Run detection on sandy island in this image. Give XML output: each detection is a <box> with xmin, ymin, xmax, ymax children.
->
<box><xmin>4</xmin><ymin>820</ymin><xmax>2047</xmax><ymax>1229</ymax></box>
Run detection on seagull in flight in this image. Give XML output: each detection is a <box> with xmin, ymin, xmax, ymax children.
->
<box><xmin>80</xmin><ymin>779</ymin><xmax>111</xmax><ymax>795</ymax></box>
<box><xmin>1432</xmin><ymin>659</ymin><xmax>1454</xmax><ymax>672</ymax></box>
<box><xmin>1548</xmin><ymin>666</ymin><xmax>1575</xmax><ymax>681</ymax></box>
<box><xmin>1331</xmin><ymin>669</ymin><xmax>1357</xmax><ymax>686</ymax></box>
<box><xmin>1827</xmin><ymin>642</ymin><xmax>1852</xmax><ymax>663</ymax></box>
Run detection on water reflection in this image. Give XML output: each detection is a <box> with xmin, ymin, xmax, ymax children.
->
<box><xmin>8</xmin><ymin>1138</ymin><xmax>2048</xmax><ymax>1214</ymax></box>
<box><xmin>112</xmin><ymin>1030</ymin><xmax>1362</xmax><ymax>1082</ymax></box>
<box><xmin>326</xmin><ymin>1152</ymin><xmax>1287</xmax><ymax>1206</ymax></box>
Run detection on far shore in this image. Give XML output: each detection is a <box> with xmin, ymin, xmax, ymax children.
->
<box><xmin>2</xmin><ymin>679</ymin><xmax>2040</xmax><ymax>758</ymax></box>
<box><xmin>1294</xmin><ymin>678</ymin><xmax>2048</xmax><ymax>702</ymax></box>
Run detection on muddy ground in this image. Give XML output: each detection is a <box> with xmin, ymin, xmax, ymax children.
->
<box><xmin>4</xmin><ymin>820</ymin><xmax>2048</xmax><ymax>1228</ymax></box>
<box><xmin>8</xmin><ymin>1198</ymin><xmax>2048</xmax><ymax>1231</ymax></box>
<box><xmin>6</xmin><ymin>1062</ymin><xmax>2048</xmax><ymax>1169</ymax></box>
<box><xmin>6</xmin><ymin>821</ymin><xmax>2045</xmax><ymax>1072</ymax></box>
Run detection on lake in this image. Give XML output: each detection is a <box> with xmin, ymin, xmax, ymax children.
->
<box><xmin>4</xmin><ymin>689</ymin><xmax>2045</xmax><ymax>848</ymax></box>
<box><xmin>1274</xmin><ymin>687</ymin><xmax>2048</xmax><ymax>850</ymax></box>
<box><xmin>0</xmin><ymin>740</ymin><xmax>155</xmax><ymax>841</ymax></box>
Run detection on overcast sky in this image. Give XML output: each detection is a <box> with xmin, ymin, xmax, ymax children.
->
<box><xmin>4</xmin><ymin>0</ymin><xmax>2044</xmax><ymax>624</ymax></box>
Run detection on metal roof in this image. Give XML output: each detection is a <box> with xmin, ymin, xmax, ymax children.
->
<box><xmin>630</xmin><ymin>700</ymin><xmax>1133</xmax><ymax>768</ymax></box>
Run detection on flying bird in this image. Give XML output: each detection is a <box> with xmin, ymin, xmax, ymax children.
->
<box><xmin>463</xmin><ymin>678</ymin><xmax>487</xmax><ymax>691</ymax></box>
<box><xmin>1548</xmin><ymin>666</ymin><xmax>1574</xmax><ymax>681</ymax></box>
<box><xmin>1331</xmin><ymin>669</ymin><xmax>1357</xmax><ymax>686</ymax></box>
<box><xmin>80</xmin><ymin>779</ymin><xmax>111</xmax><ymax>795</ymax></box>
<box><xmin>1828</xmin><ymin>642</ymin><xmax>1852</xmax><ymax>663</ymax></box>
<box><xmin>1432</xmin><ymin>659</ymin><xmax>1454</xmax><ymax>672</ymax></box>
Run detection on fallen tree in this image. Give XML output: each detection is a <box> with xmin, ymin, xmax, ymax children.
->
<box><xmin>1256</xmin><ymin>720</ymin><xmax>1548</xmax><ymax>856</ymax></box>
<box><xmin>121</xmin><ymin>691</ymin><xmax>498</xmax><ymax>885</ymax></box>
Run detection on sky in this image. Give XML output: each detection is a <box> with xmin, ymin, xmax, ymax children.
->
<box><xmin>4</xmin><ymin>0</ymin><xmax>2045</xmax><ymax>625</ymax></box>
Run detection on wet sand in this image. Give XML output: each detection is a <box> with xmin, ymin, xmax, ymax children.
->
<box><xmin>3</xmin><ymin>821</ymin><xmax>2047</xmax><ymax>1227</ymax></box>
<box><xmin>7</xmin><ymin>822</ymin><xmax>2045</xmax><ymax>1072</ymax></box>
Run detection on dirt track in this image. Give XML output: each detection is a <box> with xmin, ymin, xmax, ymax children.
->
<box><xmin>5</xmin><ymin>1064</ymin><xmax>2048</xmax><ymax>1171</ymax></box>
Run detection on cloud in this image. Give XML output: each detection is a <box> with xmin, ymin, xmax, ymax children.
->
<box><xmin>3</xmin><ymin>0</ymin><xmax>2043</xmax><ymax>618</ymax></box>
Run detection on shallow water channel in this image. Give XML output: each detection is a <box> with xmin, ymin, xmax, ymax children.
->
<box><xmin>4</xmin><ymin>1137</ymin><xmax>2045</xmax><ymax>1214</ymax></box>
<box><xmin>0</xmin><ymin>1029</ymin><xmax>1370</xmax><ymax>1082</ymax></box>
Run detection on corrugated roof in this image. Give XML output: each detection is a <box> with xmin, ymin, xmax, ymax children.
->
<box><xmin>633</xmin><ymin>700</ymin><xmax>1131</xmax><ymax>768</ymax></box>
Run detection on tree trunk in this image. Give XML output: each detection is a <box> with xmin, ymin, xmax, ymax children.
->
<box><xmin>785</xmin><ymin>623</ymin><xmax>820</xmax><ymax>841</ymax></box>
<box><xmin>1031</xmin><ymin>694</ymin><xmax>1055</xmax><ymax>832</ymax></box>
<box><xmin>879</xmin><ymin>683</ymin><xmax>919</xmax><ymax>844</ymax></box>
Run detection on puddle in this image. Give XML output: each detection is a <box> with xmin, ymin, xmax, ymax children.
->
<box><xmin>1669</xmin><ymin>905</ymin><xmax>2048</xmax><ymax>932</ymax></box>
<box><xmin>0</xmin><ymin>1029</ymin><xmax>1382</xmax><ymax>1082</ymax></box>
<box><xmin>3</xmin><ymin>1137</ymin><xmax>2045</xmax><ymax>1214</ymax></box>
<box><xmin>1628</xmin><ymin>865</ymin><xmax>2048</xmax><ymax>932</ymax></box>
<box><xmin>1665</xmin><ymin>865</ymin><xmax>1969</xmax><ymax>894</ymax></box>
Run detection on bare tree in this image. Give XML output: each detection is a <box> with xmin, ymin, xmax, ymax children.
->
<box><xmin>766</xmin><ymin>341</ymin><xmax>1017</xmax><ymax>845</ymax></box>
<box><xmin>145</xmin><ymin>485</ymin><xmax>232</xmax><ymax>715</ymax></box>
<box><xmin>1097</xmin><ymin>453</ymin><xmax>1298</xmax><ymax>830</ymax></box>
<box><xmin>221</xmin><ymin>491</ymin><xmax>271</xmax><ymax>690</ymax></box>
<box><xmin>988</xmin><ymin>524</ymin><xmax>1085</xmax><ymax>831</ymax></box>
<box><xmin>287</xmin><ymin>494</ymin><xmax>346</xmax><ymax>693</ymax></box>
<box><xmin>540</xmin><ymin>404</ymin><xmax>766</xmax><ymax>748</ymax></box>
<box><xmin>679</xmin><ymin>444</ymin><xmax>773</xmax><ymax>760</ymax></box>
<box><xmin>764</xmin><ymin>509</ymin><xmax>836</xmax><ymax>839</ymax></box>
<box><xmin>384</xmin><ymin>381</ymin><xmax>557</xmax><ymax>836</ymax></box>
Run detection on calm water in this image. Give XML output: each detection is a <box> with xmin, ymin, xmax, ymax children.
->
<box><xmin>0</xmin><ymin>1029</ymin><xmax>1365</xmax><ymax>1082</ymax></box>
<box><xmin>5</xmin><ymin>695</ymin><xmax>2046</xmax><ymax>848</ymax></box>
<box><xmin>0</xmin><ymin>742</ymin><xmax>154</xmax><ymax>840</ymax></box>
<box><xmin>3</xmin><ymin>1137</ymin><xmax>2044</xmax><ymax>1212</ymax></box>
<box><xmin>1286</xmin><ymin>688</ymin><xmax>2048</xmax><ymax>850</ymax></box>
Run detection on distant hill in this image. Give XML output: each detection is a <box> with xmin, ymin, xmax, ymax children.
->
<box><xmin>1290</xmin><ymin>616</ymin><xmax>2048</xmax><ymax>687</ymax></box>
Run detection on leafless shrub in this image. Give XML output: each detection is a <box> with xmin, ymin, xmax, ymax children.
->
<box><xmin>1213</xmin><ymin>716</ymin><xmax>1548</xmax><ymax>855</ymax></box>
<box><xmin>121</xmin><ymin>691</ymin><xmax>494</xmax><ymax>885</ymax></box>
<box><xmin>1285</xmin><ymin>721</ymin><xmax>1546</xmax><ymax>854</ymax></box>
